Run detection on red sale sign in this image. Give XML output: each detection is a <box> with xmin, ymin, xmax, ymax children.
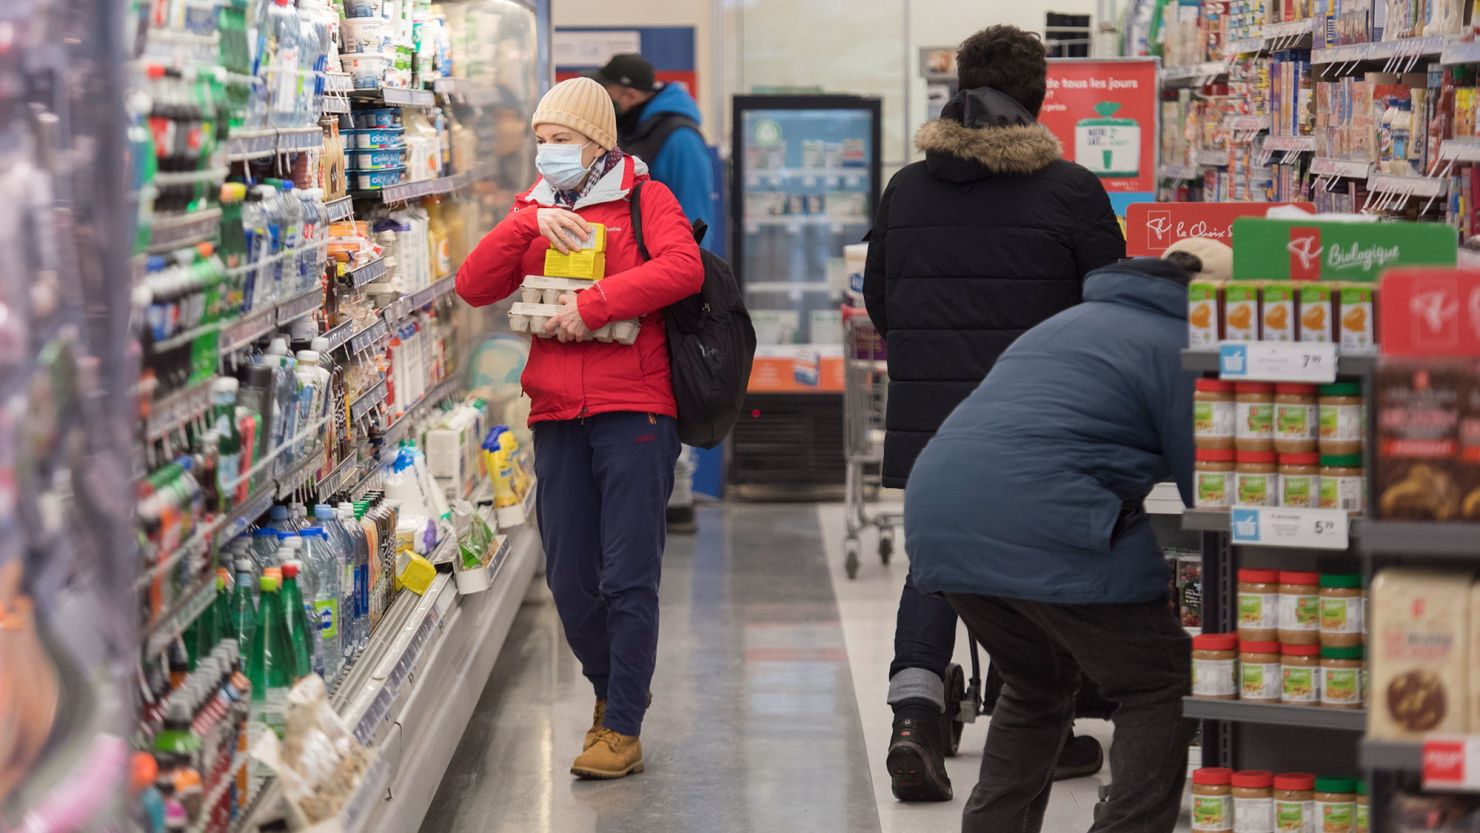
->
<box><xmin>1039</xmin><ymin>59</ymin><xmax>1160</xmax><ymax>194</ymax></box>
<box><xmin>1423</xmin><ymin>737</ymin><xmax>1477</xmax><ymax>790</ymax></box>
<box><xmin>1125</xmin><ymin>202</ymin><xmax>1317</xmax><ymax>256</ymax></box>
<box><xmin>1379</xmin><ymin>268</ymin><xmax>1480</xmax><ymax>358</ymax></box>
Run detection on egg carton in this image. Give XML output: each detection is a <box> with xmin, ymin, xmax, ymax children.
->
<box><xmin>508</xmin><ymin>303</ymin><xmax>640</xmax><ymax>345</ymax></box>
<box><xmin>519</xmin><ymin>275</ymin><xmax>596</xmax><ymax>305</ymax></box>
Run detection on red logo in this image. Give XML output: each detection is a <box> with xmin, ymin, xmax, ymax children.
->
<box><xmin>1424</xmin><ymin>740</ymin><xmax>1467</xmax><ymax>785</ymax></box>
<box><xmin>1288</xmin><ymin>227</ymin><xmax>1323</xmax><ymax>281</ymax></box>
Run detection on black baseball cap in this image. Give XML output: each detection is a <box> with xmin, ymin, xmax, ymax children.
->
<box><xmin>588</xmin><ymin>54</ymin><xmax>660</xmax><ymax>92</ymax></box>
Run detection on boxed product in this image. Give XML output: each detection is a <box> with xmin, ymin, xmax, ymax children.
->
<box><xmin>1262</xmin><ymin>282</ymin><xmax>1297</xmax><ymax>342</ymax></box>
<box><xmin>1226</xmin><ymin>280</ymin><xmax>1262</xmax><ymax>341</ymax></box>
<box><xmin>1375</xmin><ymin>360</ymin><xmax>1464</xmax><ymax>520</ymax></box>
<box><xmin>543</xmin><ymin>223</ymin><xmax>609</xmax><ymax>280</ymax></box>
<box><xmin>1189</xmin><ymin>278</ymin><xmax>1224</xmax><ymax>349</ymax></box>
<box><xmin>1369</xmin><ymin>569</ymin><xmax>1469</xmax><ymax>739</ymax></box>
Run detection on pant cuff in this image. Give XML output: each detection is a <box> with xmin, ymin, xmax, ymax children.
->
<box><xmin>887</xmin><ymin>667</ymin><xmax>946</xmax><ymax>711</ymax></box>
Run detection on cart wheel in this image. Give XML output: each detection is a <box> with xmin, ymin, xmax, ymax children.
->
<box><xmin>845</xmin><ymin>540</ymin><xmax>861</xmax><ymax>579</ymax></box>
<box><xmin>1093</xmin><ymin>783</ymin><xmax>1111</xmax><ymax>823</ymax></box>
<box><xmin>944</xmin><ymin>662</ymin><xmax>966</xmax><ymax>757</ymax></box>
<box><xmin>878</xmin><ymin>530</ymin><xmax>894</xmax><ymax>564</ymax></box>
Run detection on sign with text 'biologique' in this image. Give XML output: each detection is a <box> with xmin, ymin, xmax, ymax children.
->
<box><xmin>1231</xmin><ymin>218</ymin><xmax>1457</xmax><ymax>282</ymax></box>
<box><xmin>1125</xmin><ymin>202</ymin><xmax>1315</xmax><ymax>256</ymax></box>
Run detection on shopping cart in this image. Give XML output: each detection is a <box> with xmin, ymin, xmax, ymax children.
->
<box><xmin>841</xmin><ymin>310</ymin><xmax>899</xmax><ymax>580</ymax></box>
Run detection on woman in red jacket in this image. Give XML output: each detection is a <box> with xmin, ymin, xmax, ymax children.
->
<box><xmin>456</xmin><ymin>77</ymin><xmax>703</xmax><ymax>780</ymax></box>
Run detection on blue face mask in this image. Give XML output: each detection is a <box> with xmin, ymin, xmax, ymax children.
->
<box><xmin>536</xmin><ymin>141</ymin><xmax>594</xmax><ymax>191</ymax></box>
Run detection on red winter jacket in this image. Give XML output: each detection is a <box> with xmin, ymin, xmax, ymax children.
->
<box><xmin>456</xmin><ymin>156</ymin><xmax>704</xmax><ymax>424</ymax></box>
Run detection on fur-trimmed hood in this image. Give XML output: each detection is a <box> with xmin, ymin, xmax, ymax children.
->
<box><xmin>915</xmin><ymin>118</ymin><xmax>1062</xmax><ymax>177</ymax></box>
<box><xmin>916</xmin><ymin>85</ymin><xmax>1062</xmax><ymax>179</ymax></box>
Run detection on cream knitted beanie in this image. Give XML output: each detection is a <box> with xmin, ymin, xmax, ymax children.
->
<box><xmin>531</xmin><ymin>77</ymin><xmax>618</xmax><ymax>150</ymax></box>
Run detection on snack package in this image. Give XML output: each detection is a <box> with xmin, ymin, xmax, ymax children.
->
<box><xmin>256</xmin><ymin>676</ymin><xmax>372</xmax><ymax>825</ymax></box>
<box><xmin>1339</xmin><ymin>283</ymin><xmax>1377</xmax><ymax>353</ymax></box>
<box><xmin>1225</xmin><ymin>280</ymin><xmax>1262</xmax><ymax>341</ymax></box>
<box><xmin>1375</xmin><ymin>360</ymin><xmax>1463</xmax><ymax>520</ymax></box>
<box><xmin>1189</xmin><ymin>278</ymin><xmax>1224</xmax><ymax>349</ymax></box>
<box><xmin>1298</xmin><ymin>282</ymin><xmax>1336</xmax><ymax>343</ymax></box>
<box><xmin>1262</xmin><ymin>282</ymin><xmax>1296</xmax><ymax>342</ymax></box>
<box><xmin>1369</xmin><ymin>569</ymin><xmax>1469</xmax><ymax>740</ymax></box>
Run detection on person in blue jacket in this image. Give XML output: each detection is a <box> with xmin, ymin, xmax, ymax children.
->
<box><xmin>593</xmin><ymin>53</ymin><xmax>717</xmax><ymax>535</ymax></box>
<box><xmin>902</xmin><ymin>237</ymin><xmax>1231</xmax><ymax>833</ymax></box>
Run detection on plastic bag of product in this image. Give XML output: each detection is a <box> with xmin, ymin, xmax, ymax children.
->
<box><xmin>263</xmin><ymin>675</ymin><xmax>371</xmax><ymax>824</ymax></box>
<box><xmin>452</xmin><ymin>501</ymin><xmax>494</xmax><ymax>571</ymax></box>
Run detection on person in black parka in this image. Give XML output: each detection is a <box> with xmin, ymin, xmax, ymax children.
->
<box><xmin>863</xmin><ymin>25</ymin><xmax>1125</xmax><ymax>804</ymax></box>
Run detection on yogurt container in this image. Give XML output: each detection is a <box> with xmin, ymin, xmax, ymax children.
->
<box><xmin>351</xmin><ymin>107</ymin><xmax>401</xmax><ymax>130</ymax></box>
<box><xmin>340</xmin><ymin>18</ymin><xmax>391</xmax><ymax>53</ymax></box>
<box><xmin>341</xmin><ymin>52</ymin><xmax>389</xmax><ymax>89</ymax></box>
<box><xmin>345</xmin><ymin>126</ymin><xmax>405</xmax><ymax>150</ymax></box>
<box><xmin>353</xmin><ymin>166</ymin><xmax>406</xmax><ymax>191</ymax></box>
<box><xmin>342</xmin><ymin>0</ymin><xmax>383</xmax><ymax>18</ymax></box>
<box><xmin>348</xmin><ymin>148</ymin><xmax>407</xmax><ymax>171</ymax></box>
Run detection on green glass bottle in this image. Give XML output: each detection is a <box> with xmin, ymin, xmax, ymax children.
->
<box><xmin>229</xmin><ymin>559</ymin><xmax>257</xmax><ymax>656</ymax></box>
<box><xmin>247</xmin><ymin>574</ymin><xmax>295</xmax><ymax>738</ymax></box>
<box><xmin>280</xmin><ymin>561</ymin><xmax>314</xmax><ymax>680</ymax></box>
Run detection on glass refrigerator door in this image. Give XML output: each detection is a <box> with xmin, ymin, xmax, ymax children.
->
<box><xmin>736</xmin><ymin>102</ymin><xmax>877</xmax><ymax>349</ymax></box>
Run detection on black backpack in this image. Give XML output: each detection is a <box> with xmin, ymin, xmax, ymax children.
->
<box><xmin>629</xmin><ymin>182</ymin><xmax>757</xmax><ymax>449</ymax></box>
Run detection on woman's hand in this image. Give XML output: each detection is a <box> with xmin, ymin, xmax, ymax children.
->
<box><xmin>544</xmin><ymin>292</ymin><xmax>593</xmax><ymax>343</ymax></box>
<box><xmin>536</xmin><ymin>208</ymin><xmax>592</xmax><ymax>255</ymax></box>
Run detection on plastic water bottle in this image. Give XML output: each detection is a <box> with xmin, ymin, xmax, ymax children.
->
<box><xmin>297</xmin><ymin>0</ymin><xmax>333</xmax><ymax>117</ymax></box>
<box><xmin>314</xmin><ymin>505</ymin><xmax>356</xmax><ymax>663</ymax></box>
<box><xmin>229</xmin><ymin>558</ymin><xmax>258</xmax><ymax>655</ymax></box>
<box><xmin>249</xmin><ymin>528</ymin><xmax>282</xmax><ymax>575</ymax></box>
<box><xmin>294</xmin><ymin>350</ymin><xmax>330</xmax><ymax>457</ymax></box>
<box><xmin>252</xmin><ymin>185</ymin><xmax>284</xmax><ymax>306</ymax></box>
<box><xmin>298</xmin><ymin>188</ymin><xmax>327</xmax><ymax>293</ymax></box>
<box><xmin>241</xmin><ymin>188</ymin><xmax>267</xmax><ymax>312</ymax></box>
<box><xmin>339</xmin><ymin>502</ymin><xmax>370</xmax><ymax>653</ymax></box>
<box><xmin>263</xmin><ymin>339</ymin><xmax>299</xmax><ymax>466</ymax></box>
<box><xmin>299</xmin><ymin>527</ymin><xmax>342</xmax><ymax>681</ymax></box>
<box><xmin>271</xmin><ymin>180</ymin><xmax>304</xmax><ymax>296</ymax></box>
<box><xmin>263</xmin><ymin>0</ymin><xmax>302</xmax><ymax>129</ymax></box>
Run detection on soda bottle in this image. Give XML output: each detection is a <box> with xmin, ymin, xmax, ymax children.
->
<box><xmin>246</xmin><ymin>574</ymin><xmax>295</xmax><ymax>737</ymax></box>
<box><xmin>279</xmin><ymin>561</ymin><xmax>314</xmax><ymax>680</ymax></box>
<box><xmin>228</xmin><ymin>558</ymin><xmax>257</xmax><ymax>655</ymax></box>
<box><xmin>211</xmin><ymin>379</ymin><xmax>243</xmax><ymax>514</ymax></box>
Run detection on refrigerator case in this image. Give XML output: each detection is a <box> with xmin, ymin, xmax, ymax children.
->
<box><xmin>730</xmin><ymin>95</ymin><xmax>882</xmax><ymax>350</ymax></box>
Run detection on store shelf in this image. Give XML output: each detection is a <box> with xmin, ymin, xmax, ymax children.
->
<box><xmin>220</xmin><ymin>304</ymin><xmax>278</xmax><ymax>353</ymax></box>
<box><xmin>314</xmin><ymin>455</ymin><xmax>362</xmax><ymax>497</ymax></box>
<box><xmin>1225</xmin><ymin>114</ymin><xmax>1271</xmax><ymax>134</ymax></box>
<box><xmin>325</xmin><ymin>71</ymin><xmax>354</xmax><ymax>94</ymax></box>
<box><xmin>278</xmin><ymin>126</ymin><xmax>323</xmax><ymax>154</ymax></box>
<box><xmin>1180</xmin><ymin>348</ymin><xmax>1377</xmax><ymax>376</ymax></box>
<box><xmin>144</xmin><ymin>574</ymin><xmax>218</xmax><ymax>656</ymax></box>
<box><xmin>1182</xmin><ymin>509</ymin><xmax>1231</xmax><ymax>533</ymax></box>
<box><xmin>1440</xmin><ymin>137</ymin><xmax>1480</xmax><ymax>163</ymax></box>
<box><xmin>1163</xmin><ymin>61</ymin><xmax>1229</xmax><ymax>86</ymax></box>
<box><xmin>346</xmin><ymin>318</ymin><xmax>390</xmax><ymax>355</ymax></box>
<box><xmin>372</xmin><ymin>170</ymin><xmax>471</xmax><ymax>204</ymax></box>
<box><xmin>213</xmin><ymin>488</ymin><xmax>276</xmax><ymax>547</ymax></box>
<box><xmin>1313</xmin><ymin>35</ymin><xmax>1452</xmax><ymax>66</ymax></box>
<box><xmin>346</xmin><ymin>255</ymin><xmax>388</xmax><ymax>289</ymax></box>
<box><xmin>148</xmin><ymin>207</ymin><xmax>222</xmax><ymax>253</ymax></box>
<box><xmin>1442</xmin><ymin>40</ymin><xmax>1480</xmax><ymax>65</ymax></box>
<box><xmin>1182</xmin><ymin>698</ymin><xmax>1367</xmax><ymax>731</ymax></box>
<box><xmin>747</xmin><ymin>215</ymin><xmax>869</xmax><ymax>228</ymax></box>
<box><xmin>323</xmin><ymin>96</ymin><xmax>352</xmax><ymax>115</ymax></box>
<box><xmin>350</xmin><ymin>85</ymin><xmax>437</xmax><ymax>108</ymax></box>
<box><xmin>1262</xmin><ymin>18</ymin><xmax>1318</xmax><ymax>46</ymax></box>
<box><xmin>222</xmin><ymin>126</ymin><xmax>323</xmax><ymax>162</ymax></box>
<box><xmin>1196</xmin><ymin>149</ymin><xmax>1229</xmax><ymax>167</ymax></box>
<box><xmin>323</xmin><ymin>317</ymin><xmax>356</xmax><ymax>354</ymax></box>
<box><xmin>144</xmin><ymin>377</ymin><xmax>215</xmax><ymax>440</ymax></box>
<box><xmin>1228</xmin><ymin>37</ymin><xmax>1266</xmax><ymax>55</ymax></box>
<box><xmin>401</xmin><ymin>273</ymin><xmax>458</xmax><ymax>313</ymax></box>
<box><xmin>1361</xmin><ymin>738</ymin><xmax>1423</xmax><ymax>772</ymax></box>
<box><xmin>1368</xmin><ymin>172</ymin><xmax>1448</xmax><ymax>199</ymax></box>
<box><xmin>381</xmin><ymin>374</ymin><xmax>460</xmax><ymax>447</ymax></box>
<box><xmin>1263</xmin><ymin>135</ymin><xmax>1316</xmax><ymax>153</ymax></box>
<box><xmin>1311</xmin><ymin>157</ymin><xmax>1374</xmax><ymax>178</ymax></box>
<box><xmin>276</xmin><ymin>287</ymin><xmax>322</xmax><ymax>326</ymax></box>
<box><xmin>1161</xmin><ymin>164</ymin><xmax>1200</xmax><ymax>181</ymax></box>
<box><xmin>326</xmin><ymin>195</ymin><xmax>355</xmax><ymax>223</ymax></box>
<box><xmin>350</xmin><ymin>378</ymin><xmax>388</xmax><ymax>423</ymax></box>
<box><xmin>1147</xmin><ymin>482</ymin><xmax>1187</xmax><ymax>516</ymax></box>
<box><xmin>275</xmin><ymin>449</ymin><xmax>325</xmax><ymax>500</ymax></box>
<box><xmin>745</xmin><ymin>281</ymin><xmax>836</xmax><ymax>294</ymax></box>
<box><xmin>1357</xmin><ymin>521</ymin><xmax>1480</xmax><ymax>559</ymax></box>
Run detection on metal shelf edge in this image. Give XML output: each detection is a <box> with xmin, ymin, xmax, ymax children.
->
<box><xmin>1182</xmin><ymin>697</ymin><xmax>1368</xmax><ymax>730</ymax></box>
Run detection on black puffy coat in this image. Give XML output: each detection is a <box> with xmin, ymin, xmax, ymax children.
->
<box><xmin>862</xmin><ymin>86</ymin><xmax>1126</xmax><ymax>488</ymax></box>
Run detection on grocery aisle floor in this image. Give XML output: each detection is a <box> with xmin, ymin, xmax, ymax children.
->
<box><xmin>422</xmin><ymin>502</ymin><xmax>1129</xmax><ymax>833</ymax></box>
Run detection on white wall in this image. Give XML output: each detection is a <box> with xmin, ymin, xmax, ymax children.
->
<box><xmin>553</xmin><ymin>0</ymin><xmax>1100</xmax><ymax>163</ymax></box>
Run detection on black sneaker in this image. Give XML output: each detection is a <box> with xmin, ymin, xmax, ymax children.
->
<box><xmin>1052</xmin><ymin>733</ymin><xmax>1105</xmax><ymax>781</ymax></box>
<box><xmin>887</xmin><ymin>705</ymin><xmax>953</xmax><ymax>802</ymax></box>
<box><xmin>666</xmin><ymin>505</ymin><xmax>698</xmax><ymax>533</ymax></box>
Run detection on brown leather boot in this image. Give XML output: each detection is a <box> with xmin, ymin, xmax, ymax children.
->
<box><xmin>571</xmin><ymin>727</ymin><xmax>644</xmax><ymax>779</ymax></box>
<box><xmin>584</xmin><ymin>699</ymin><xmax>606</xmax><ymax>750</ymax></box>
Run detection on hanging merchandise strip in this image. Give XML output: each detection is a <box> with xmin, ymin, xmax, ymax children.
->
<box><xmin>325</xmin><ymin>196</ymin><xmax>355</xmax><ymax>223</ymax></box>
<box><xmin>347</xmin><ymin>318</ymin><xmax>390</xmax><ymax>355</ymax></box>
<box><xmin>382</xmin><ymin>374</ymin><xmax>460</xmax><ymax>448</ymax></box>
<box><xmin>313</xmin><ymin>454</ymin><xmax>362</xmax><ymax>497</ymax></box>
<box><xmin>374</xmin><ymin>170</ymin><xmax>473</xmax><ymax>204</ymax></box>
<box><xmin>144</xmin><ymin>378</ymin><xmax>216</xmax><ymax>440</ymax></box>
<box><xmin>351</xmin><ymin>378</ymin><xmax>389</xmax><ymax>424</ymax></box>
<box><xmin>322</xmin><ymin>318</ymin><xmax>356</xmax><ymax>354</ymax></box>
<box><xmin>144</xmin><ymin>574</ymin><xmax>219</xmax><ymax>657</ymax></box>
<box><xmin>385</xmin><ymin>273</ymin><xmax>457</xmax><ymax>322</ymax></box>
<box><xmin>350</xmin><ymin>86</ymin><xmax>436</xmax><ymax>109</ymax></box>
<box><xmin>148</xmin><ymin>207</ymin><xmax>222</xmax><ymax>253</ymax></box>
<box><xmin>346</xmin><ymin>256</ymin><xmax>388</xmax><ymax>289</ymax></box>
<box><xmin>221</xmin><ymin>126</ymin><xmax>324</xmax><ymax>163</ymax></box>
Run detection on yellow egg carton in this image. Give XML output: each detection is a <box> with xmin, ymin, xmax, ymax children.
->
<box><xmin>543</xmin><ymin>223</ymin><xmax>607</xmax><ymax>280</ymax></box>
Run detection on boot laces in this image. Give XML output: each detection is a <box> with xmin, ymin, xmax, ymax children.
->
<box><xmin>590</xmin><ymin>726</ymin><xmax>621</xmax><ymax>750</ymax></box>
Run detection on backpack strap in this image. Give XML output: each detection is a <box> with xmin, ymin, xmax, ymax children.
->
<box><xmin>629</xmin><ymin>180</ymin><xmax>651</xmax><ymax>262</ymax></box>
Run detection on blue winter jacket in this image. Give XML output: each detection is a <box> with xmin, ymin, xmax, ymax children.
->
<box><xmin>635</xmin><ymin>84</ymin><xmax>715</xmax><ymax>244</ymax></box>
<box><xmin>903</xmin><ymin>259</ymin><xmax>1197</xmax><ymax>605</ymax></box>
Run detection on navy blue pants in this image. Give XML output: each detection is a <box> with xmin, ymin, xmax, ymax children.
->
<box><xmin>891</xmin><ymin>570</ymin><xmax>959</xmax><ymax>681</ymax></box>
<box><xmin>534</xmin><ymin>412</ymin><xmax>680</xmax><ymax>737</ymax></box>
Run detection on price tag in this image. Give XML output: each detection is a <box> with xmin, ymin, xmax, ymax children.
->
<box><xmin>1229</xmin><ymin>507</ymin><xmax>1350</xmax><ymax>550</ymax></box>
<box><xmin>1423</xmin><ymin>737</ymin><xmax>1480</xmax><ymax>792</ymax></box>
<box><xmin>1218</xmin><ymin>342</ymin><xmax>1338</xmax><ymax>383</ymax></box>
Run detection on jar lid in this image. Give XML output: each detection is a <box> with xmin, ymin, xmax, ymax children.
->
<box><xmin>1232</xmin><ymin>770</ymin><xmax>1274</xmax><ymax>789</ymax></box>
<box><xmin>1238</xmin><ymin>568</ymin><xmax>1280</xmax><ymax>584</ymax></box>
<box><xmin>1197</xmin><ymin>379</ymin><xmax>1235</xmax><ymax>393</ymax></box>
<box><xmin>1239</xmin><ymin>640</ymin><xmax>1281</xmax><ymax>654</ymax></box>
<box><xmin>1357</xmin><ymin>780</ymin><xmax>1368</xmax><ymax>797</ymax></box>
<box><xmin>1236</xmin><ymin>382</ymin><xmax>1275</xmax><ymax>393</ymax></box>
<box><xmin>1197</xmin><ymin>448</ymin><xmax>1236</xmax><ymax>462</ymax></box>
<box><xmin>1237</xmin><ymin>450</ymin><xmax>1278</xmax><ymax>464</ymax></box>
<box><xmin>1282</xmin><ymin>643</ymin><xmax>1321</xmax><ymax>657</ymax></box>
<box><xmin>1320</xmin><ymin>453</ymin><xmax>1364</xmax><ymax>468</ymax></box>
<box><xmin>1279</xmin><ymin>452</ymin><xmax>1321</xmax><ymax>466</ymax></box>
<box><xmin>1276</xmin><ymin>383</ymin><xmax>1318</xmax><ymax>394</ymax></box>
<box><xmin>1193</xmin><ymin>767</ymin><xmax>1234</xmax><ymax>786</ymax></box>
<box><xmin>1280</xmin><ymin>571</ymin><xmax>1321</xmax><ymax>585</ymax></box>
<box><xmin>1193</xmin><ymin>633</ymin><xmax>1238</xmax><ymax>652</ymax></box>
<box><xmin>1319</xmin><ymin>382</ymin><xmax>1363</xmax><ymax>396</ymax></box>
<box><xmin>1315</xmin><ymin>775</ymin><xmax>1359</xmax><ymax>794</ymax></box>
<box><xmin>1274</xmin><ymin>772</ymin><xmax>1317</xmax><ymax>791</ymax></box>
<box><xmin>1320</xmin><ymin>573</ymin><xmax>1363</xmax><ymax>589</ymax></box>
<box><xmin>1321</xmin><ymin>645</ymin><xmax>1365</xmax><ymax>660</ymax></box>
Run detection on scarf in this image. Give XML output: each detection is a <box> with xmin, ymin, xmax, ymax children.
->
<box><xmin>553</xmin><ymin>149</ymin><xmax>626</xmax><ymax>208</ymax></box>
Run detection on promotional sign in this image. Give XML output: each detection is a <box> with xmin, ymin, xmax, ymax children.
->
<box><xmin>554</xmin><ymin>27</ymin><xmax>698</xmax><ymax>102</ymax></box>
<box><xmin>1229</xmin><ymin>507</ymin><xmax>1350</xmax><ymax>550</ymax></box>
<box><xmin>1040</xmin><ymin>59</ymin><xmax>1159</xmax><ymax>199</ymax></box>
<box><xmin>748</xmin><ymin>346</ymin><xmax>845</xmax><ymax>394</ymax></box>
<box><xmin>1219</xmin><ymin>342</ymin><xmax>1338</xmax><ymax>383</ymax></box>
<box><xmin>1125</xmin><ymin>202</ymin><xmax>1316</xmax><ymax>256</ymax></box>
<box><xmin>1231</xmin><ymin>218</ymin><xmax>1458</xmax><ymax>282</ymax></box>
<box><xmin>1423</xmin><ymin>737</ymin><xmax>1480</xmax><ymax>792</ymax></box>
<box><xmin>1379</xmin><ymin>268</ymin><xmax>1480</xmax><ymax>358</ymax></box>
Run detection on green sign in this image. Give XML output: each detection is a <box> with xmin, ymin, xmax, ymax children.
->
<box><xmin>1231</xmin><ymin>218</ymin><xmax>1457</xmax><ymax>283</ymax></box>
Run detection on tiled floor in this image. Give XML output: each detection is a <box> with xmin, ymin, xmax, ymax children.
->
<box><xmin>422</xmin><ymin>502</ymin><xmax>1186</xmax><ymax>833</ymax></box>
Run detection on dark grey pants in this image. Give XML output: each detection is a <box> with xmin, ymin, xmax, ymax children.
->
<box><xmin>945</xmin><ymin>594</ymin><xmax>1194</xmax><ymax>833</ymax></box>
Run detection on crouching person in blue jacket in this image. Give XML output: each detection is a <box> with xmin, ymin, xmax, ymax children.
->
<box><xmin>903</xmin><ymin>238</ymin><xmax>1232</xmax><ymax>833</ymax></box>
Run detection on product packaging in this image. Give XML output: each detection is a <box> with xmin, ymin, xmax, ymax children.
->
<box><xmin>1368</xmin><ymin>569</ymin><xmax>1469</xmax><ymax>739</ymax></box>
